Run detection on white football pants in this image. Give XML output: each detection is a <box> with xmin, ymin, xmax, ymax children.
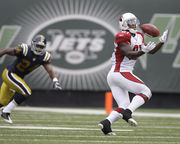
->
<box><xmin>107</xmin><ymin>68</ymin><xmax>152</xmax><ymax>109</ymax></box>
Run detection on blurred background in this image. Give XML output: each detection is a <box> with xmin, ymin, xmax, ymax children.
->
<box><xmin>0</xmin><ymin>0</ymin><xmax>180</xmax><ymax>109</ymax></box>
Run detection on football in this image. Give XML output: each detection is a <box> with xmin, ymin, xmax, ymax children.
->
<box><xmin>140</xmin><ymin>24</ymin><xmax>160</xmax><ymax>37</ymax></box>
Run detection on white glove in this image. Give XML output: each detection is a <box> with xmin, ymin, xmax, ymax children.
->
<box><xmin>141</xmin><ymin>41</ymin><xmax>156</xmax><ymax>53</ymax></box>
<box><xmin>159</xmin><ymin>29</ymin><xmax>168</xmax><ymax>43</ymax></box>
<box><xmin>53</xmin><ymin>77</ymin><xmax>62</xmax><ymax>90</ymax></box>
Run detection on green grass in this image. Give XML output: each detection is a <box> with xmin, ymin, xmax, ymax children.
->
<box><xmin>0</xmin><ymin>108</ymin><xmax>180</xmax><ymax>144</ymax></box>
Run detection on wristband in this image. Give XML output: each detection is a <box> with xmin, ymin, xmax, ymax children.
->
<box><xmin>53</xmin><ymin>77</ymin><xmax>58</xmax><ymax>82</ymax></box>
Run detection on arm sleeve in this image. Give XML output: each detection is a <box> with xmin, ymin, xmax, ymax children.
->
<box><xmin>14</xmin><ymin>43</ymin><xmax>29</xmax><ymax>57</ymax></box>
<box><xmin>42</xmin><ymin>52</ymin><xmax>52</xmax><ymax>64</ymax></box>
<box><xmin>14</xmin><ymin>44</ymin><xmax>23</xmax><ymax>57</ymax></box>
<box><xmin>115</xmin><ymin>32</ymin><xmax>131</xmax><ymax>45</ymax></box>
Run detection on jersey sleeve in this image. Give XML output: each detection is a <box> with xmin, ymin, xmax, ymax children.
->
<box><xmin>115</xmin><ymin>32</ymin><xmax>131</xmax><ymax>45</ymax></box>
<box><xmin>14</xmin><ymin>43</ymin><xmax>28</xmax><ymax>57</ymax></box>
<box><xmin>42</xmin><ymin>51</ymin><xmax>51</xmax><ymax>64</ymax></box>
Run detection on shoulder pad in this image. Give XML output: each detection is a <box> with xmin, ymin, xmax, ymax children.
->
<box><xmin>14</xmin><ymin>45</ymin><xmax>22</xmax><ymax>54</ymax></box>
<box><xmin>20</xmin><ymin>43</ymin><xmax>29</xmax><ymax>56</ymax></box>
<box><xmin>43</xmin><ymin>51</ymin><xmax>51</xmax><ymax>62</ymax></box>
<box><xmin>115</xmin><ymin>31</ymin><xmax>131</xmax><ymax>44</ymax></box>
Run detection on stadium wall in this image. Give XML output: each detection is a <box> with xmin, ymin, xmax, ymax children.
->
<box><xmin>23</xmin><ymin>90</ymin><xmax>180</xmax><ymax>109</ymax></box>
<box><xmin>0</xmin><ymin>0</ymin><xmax>180</xmax><ymax>93</ymax></box>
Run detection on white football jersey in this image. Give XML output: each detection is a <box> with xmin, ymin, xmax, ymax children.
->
<box><xmin>111</xmin><ymin>31</ymin><xmax>144</xmax><ymax>72</ymax></box>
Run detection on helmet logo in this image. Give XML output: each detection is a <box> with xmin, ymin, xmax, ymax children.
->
<box><xmin>40</xmin><ymin>35</ymin><xmax>46</xmax><ymax>44</ymax></box>
<box><xmin>31</xmin><ymin>35</ymin><xmax>46</xmax><ymax>55</ymax></box>
<box><xmin>120</xmin><ymin>16</ymin><xmax>123</xmax><ymax>22</ymax></box>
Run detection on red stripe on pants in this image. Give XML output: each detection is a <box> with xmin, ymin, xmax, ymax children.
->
<box><xmin>120</xmin><ymin>72</ymin><xmax>144</xmax><ymax>84</ymax></box>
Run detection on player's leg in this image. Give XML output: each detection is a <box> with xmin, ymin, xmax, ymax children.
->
<box><xmin>99</xmin><ymin>87</ymin><xmax>130</xmax><ymax>135</ymax></box>
<box><xmin>2</xmin><ymin>69</ymin><xmax>31</xmax><ymax>96</ymax></box>
<box><xmin>108</xmin><ymin>72</ymin><xmax>138</xmax><ymax>126</ymax></box>
<box><xmin>1</xmin><ymin>92</ymin><xmax>28</xmax><ymax>123</ymax></box>
<box><xmin>120</xmin><ymin>72</ymin><xmax>151</xmax><ymax>110</ymax></box>
<box><xmin>0</xmin><ymin>87</ymin><xmax>2</xmax><ymax>108</ymax></box>
<box><xmin>1</xmin><ymin>69</ymin><xmax>31</xmax><ymax>123</ymax></box>
<box><xmin>0</xmin><ymin>82</ymin><xmax>15</xmax><ymax>107</ymax></box>
<box><xmin>106</xmin><ymin>86</ymin><xmax>130</xmax><ymax>123</ymax></box>
<box><xmin>0</xmin><ymin>82</ymin><xmax>16</xmax><ymax>123</ymax></box>
<box><xmin>119</xmin><ymin>72</ymin><xmax>152</xmax><ymax>126</ymax></box>
<box><xmin>98</xmin><ymin>72</ymin><xmax>130</xmax><ymax>135</ymax></box>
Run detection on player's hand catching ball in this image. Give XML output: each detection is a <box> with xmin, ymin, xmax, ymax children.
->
<box><xmin>141</xmin><ymin>41</ymin><xmax>156</xmax><ymax>53</ymax></box>
<box><xmin>159</xmin><ymin>30</ymin><xmax>168</xmax><ymax>43</ymax></box>
<box><xmin>53</xmin><ymin>77</ymin><xmax>62</xmax><ymax>90</ymax></box>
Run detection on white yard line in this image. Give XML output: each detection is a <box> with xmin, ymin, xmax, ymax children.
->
<box><xmin>14</xmin><ymin>106</ymin><xmax>180</xmax><ymax>118</ymax></box>
<box><xmin>0</xmin><ymin>134</ymin><xmax>180</xmax><ymax>139</ymax></box>
<box><xmin>0</xmin><ymin>139</ymin><xmax>178</xmax><ymax>144</ymax></box>
<box><xmin>134</xmin><ymin>112</ymin><xmax>180</xmax><ymax>118</ymax></box>
<box><xmin>0</xmin><ymin>125</ymin><xmax>133</xmax><ymax>132</ymax></box>
<box><xmin>15</xmin><ymin>107</ymin><xmax>106</xmax><ymax>115</ymax></box>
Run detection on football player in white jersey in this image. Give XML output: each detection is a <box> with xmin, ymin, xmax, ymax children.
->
<box><xmin>98</xmin><ymin>12</ymin><xmax>168</xmax><ymax>135</ymax></box>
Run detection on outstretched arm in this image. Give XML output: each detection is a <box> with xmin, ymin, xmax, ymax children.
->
<box><xmin>43</xmin><ymin>63</ymin><xmax>62</xmax><ymax>90</ymax></box>
<box><xmin>148</xmin><ymin>42</ymin><xmax>164</xmax><ymax>54</ymax></box>
<box><xmin>43</xmin><ymin>63</ymin><xmax>56</xmax><ymax>80</ymax></box>
<box><xmin>0</xmin><ymin>48</ymin><xmax>15</xmax><ymax>57</ymax></box>
<box><xmin>119</xmin><ymin>41</ymin><xmax>156</xmax><ymax>59</ymax></box>
<box><xmin>148</xmin><ymin>30</ymin><xmax>168</xmax><ymax>54</ymax></box>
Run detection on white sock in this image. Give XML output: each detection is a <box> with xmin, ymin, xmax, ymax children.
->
<box><xmin>127</xmin><ymin>95</ymin><xmax>145</xmax><ymax>112</ymax></box>
<box><xmin>3</xmin><ymin>100</ymin><xmax>18</xmax><ymax>113</ymax></box>
<box><xmin>106</xmin><ymin>110</ymin><xmax>120</xmax><ymax>124</ymax></box>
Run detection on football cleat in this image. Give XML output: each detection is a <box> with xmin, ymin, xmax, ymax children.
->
<box><xmin>98</xmin><ymin>119</ymin><xmax>116</xmax><ymax>135</ymax></box>
<box><xmin>1</xmin><ymin>112</ymin><xmax>13</xmax><ymax>124</ymax></box>
<box><xmin>119</xmin><ymin>109</ymin><xmax>137</xmax><ymax>126</ymax></box>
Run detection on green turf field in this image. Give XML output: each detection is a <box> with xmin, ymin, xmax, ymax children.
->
<box><xmin>0</xmin><ymin>107</ymin><xmax>180</xmax><ymax>144</ymax></box>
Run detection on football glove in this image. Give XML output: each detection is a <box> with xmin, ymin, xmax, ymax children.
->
<box><xmin>141</xmin><ymin>41</ymin><xmax>156</xmax><ymax>53</ymax></box>
<box><xmin>159</xmin><ymin>29</ymin><xmax>168</xmax><ymax>43</ymax></box>
<box><xmin>53</xmin><ymin>77</ymin><xmax>62</xmax><ymax>90</ymax></box>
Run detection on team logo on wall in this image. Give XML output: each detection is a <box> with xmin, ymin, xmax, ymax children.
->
<box><xmin>14</xmin><ymin>0</ymin><xmax>123</xmax><ymax>90</ymax></box>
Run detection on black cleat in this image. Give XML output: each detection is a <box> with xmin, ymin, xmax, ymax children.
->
<box><xmin>1</xmin><ymin>112</ymin><xmax>13</xmax><ymax>124</ymax></box>
<box><xmin>98</xmin><ymin>119</ymin><xmax>116</xmax><ymax>135</ymax></box>
<box><xmin>119</xmin><ymin>109</ymin><xmax>137</xmax><ymax>126</ymax></box>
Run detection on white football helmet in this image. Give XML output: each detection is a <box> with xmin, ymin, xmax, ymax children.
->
<box><xmin>119</xmin><ymin>12</ymin><xmax>140</xmax><ymax>34</ymax></box>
